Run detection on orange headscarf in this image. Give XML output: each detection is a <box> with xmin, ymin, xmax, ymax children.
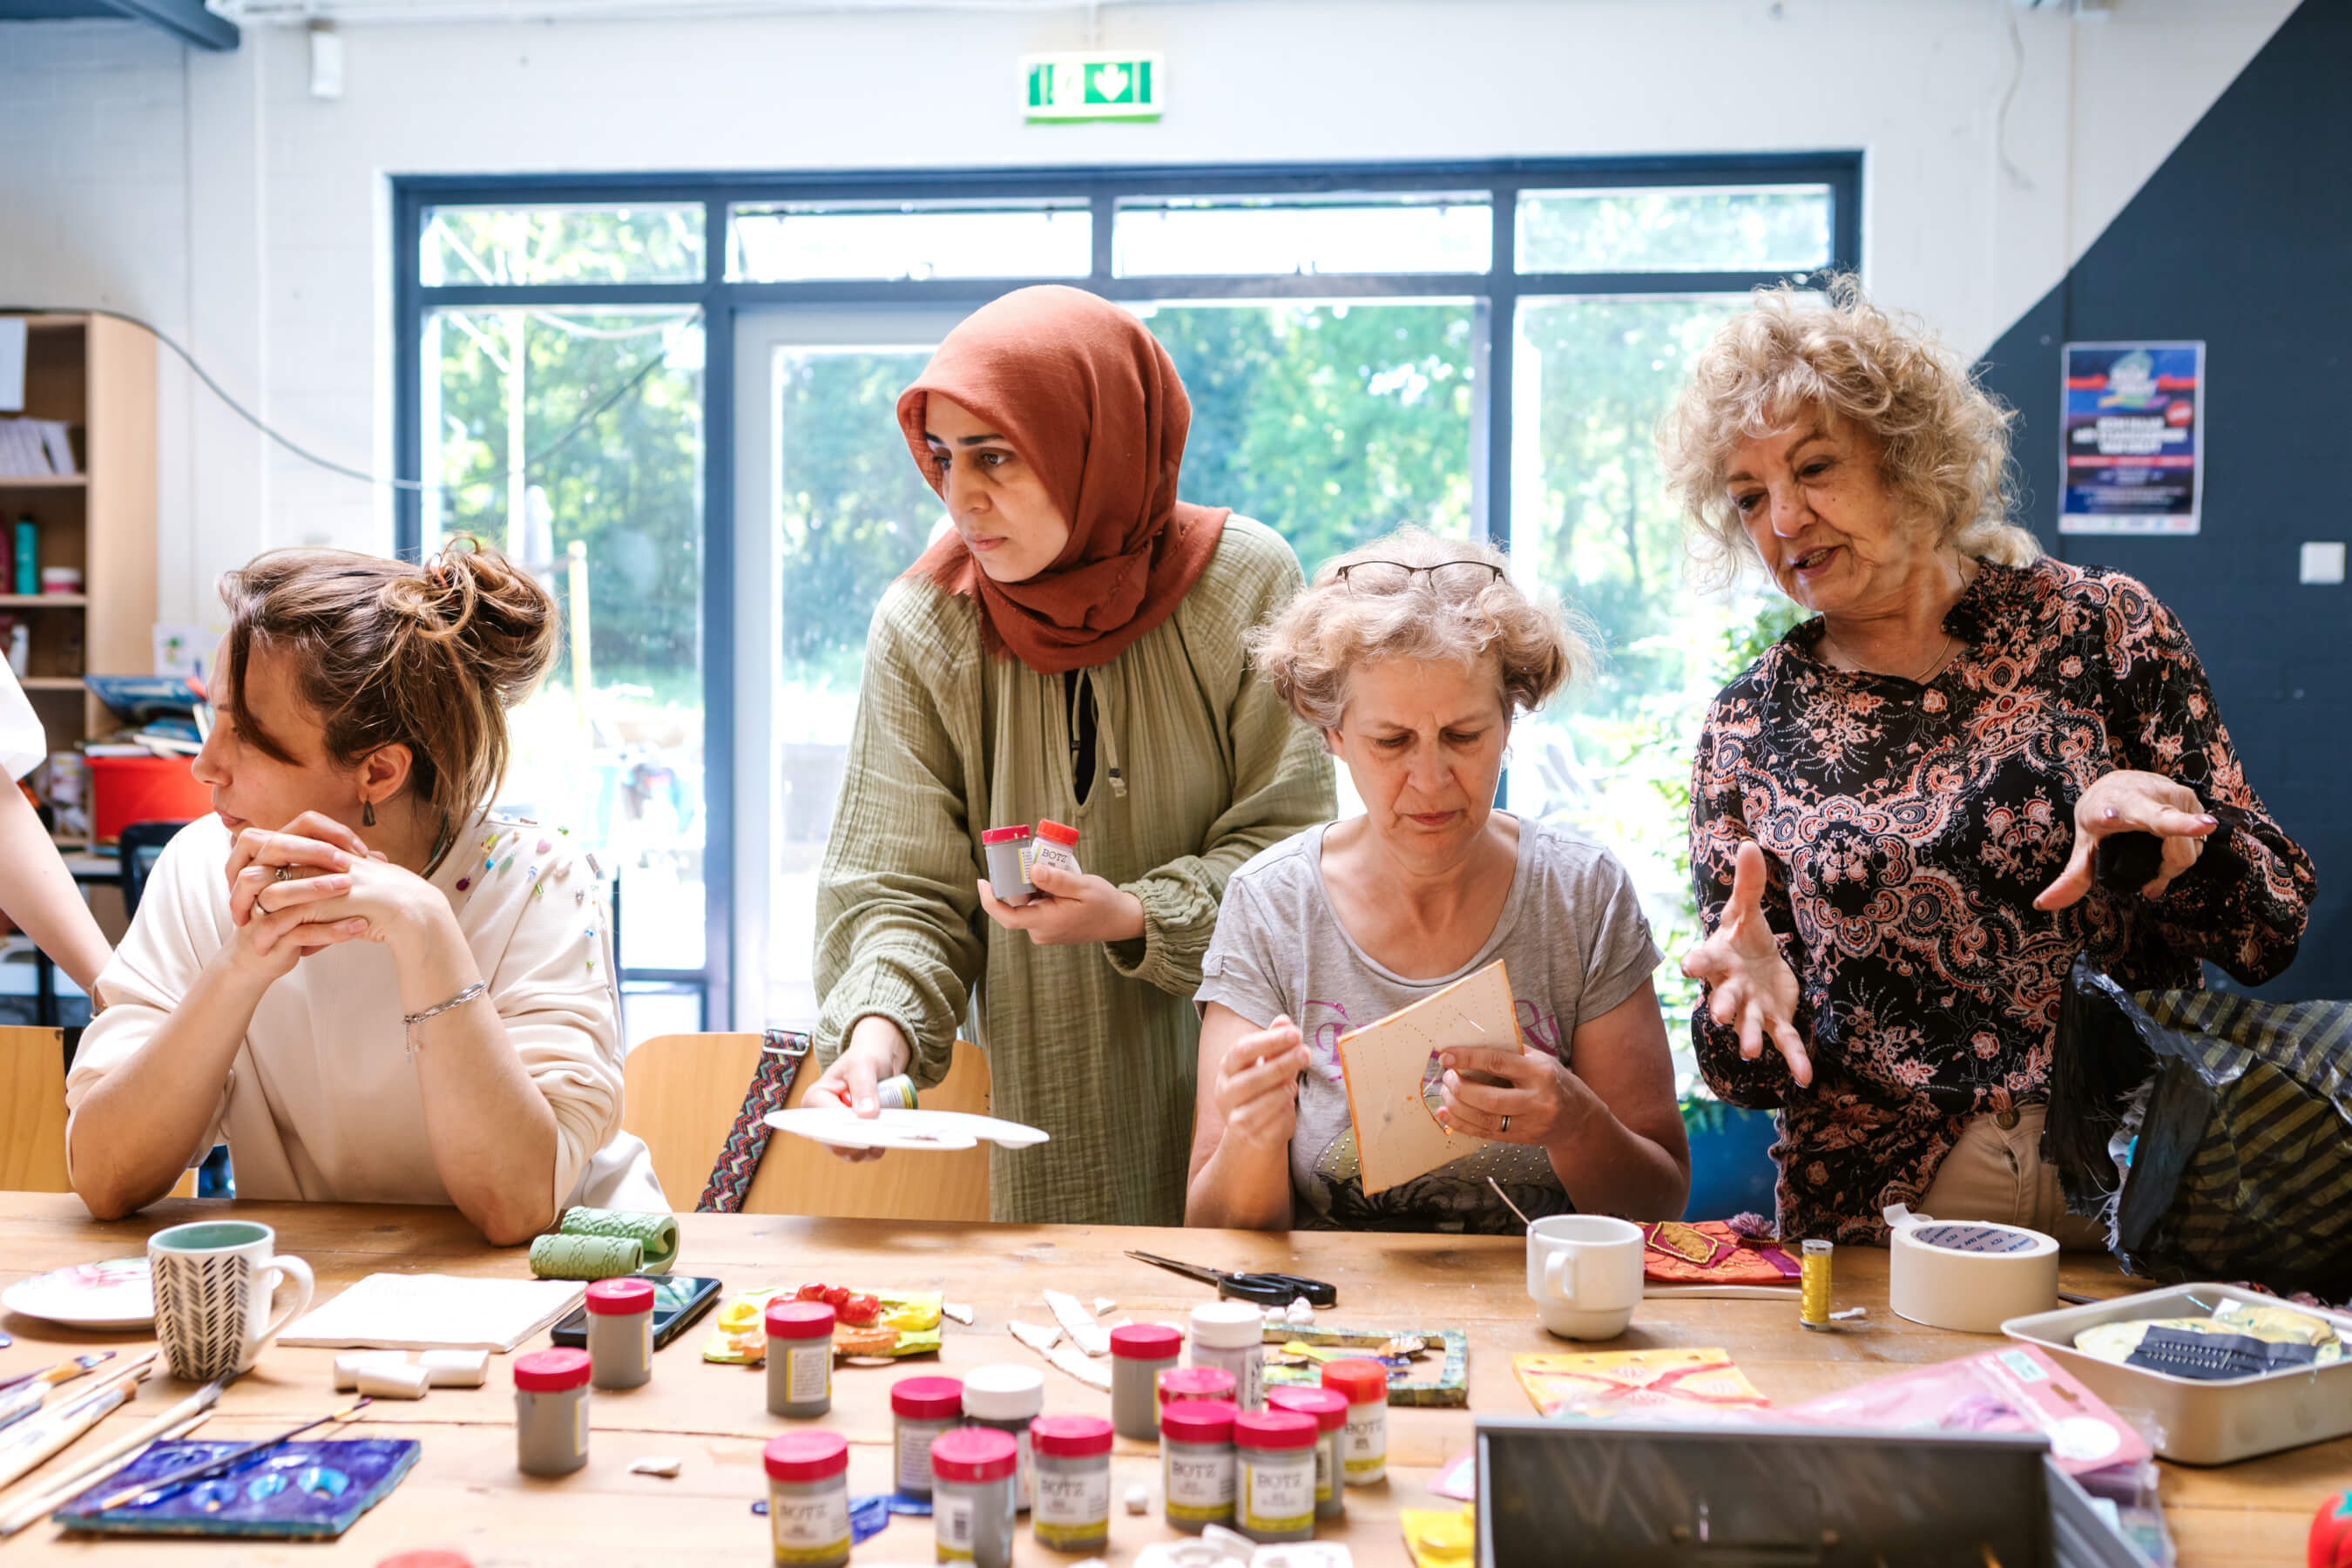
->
<box><xmin>896</xmin><ymin>286</ymin><xmax>1228</xmax><ymax>673</ymax></box>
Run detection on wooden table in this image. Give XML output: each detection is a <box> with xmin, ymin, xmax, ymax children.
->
<box><xmin>0</xmin><ymin>1196</ymin><xmax>2336</xmax><ymax>1564</ymax></box>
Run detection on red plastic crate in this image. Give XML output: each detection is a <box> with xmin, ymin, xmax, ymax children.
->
<box><xmin>87</xmin><ymin>754</ymin><xmax>211</xmax><ymax>843</ymax></box>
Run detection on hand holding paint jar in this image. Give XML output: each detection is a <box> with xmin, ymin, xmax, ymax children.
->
<box><xmin>979</xmin><ymin>818</ymin><xmax>1143</xmax><ymax>946</ymax></box>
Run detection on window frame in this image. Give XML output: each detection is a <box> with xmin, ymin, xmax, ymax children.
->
<box><xmin>392</xmin><ymin>153</ymin><xmax>1862</xmax><ymax>1027</ymax></box>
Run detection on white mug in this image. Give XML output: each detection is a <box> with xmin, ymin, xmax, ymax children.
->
<box><xmin>148</xmin><ymin>1220</ymin><xmax>314</xmax><ymax>1382</ymax></box>
<box><xmin>1526</xmin><ymin>1214</ymin><xmax>1645</xmax><ymax>1341</ymax></box>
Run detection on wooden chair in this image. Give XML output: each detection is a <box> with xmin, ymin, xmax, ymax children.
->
<box><xmin>621</xmin><ymin>1033</ymin><xmax>992</xmax><ymax>1221</ymax></box>
<box><xmin>0</xmin><ymin>1025</ymin><xmax>193</xmax><ymax>1197</ymax></box>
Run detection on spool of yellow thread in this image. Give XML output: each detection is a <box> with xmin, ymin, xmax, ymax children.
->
<box><xmin>1799</xmin><ymin>1239</ymin><xmax>1833</xmax><ymax>1329</ymax></box>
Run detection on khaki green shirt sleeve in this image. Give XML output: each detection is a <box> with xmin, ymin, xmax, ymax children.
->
<box><xmin>812</xmin><ymin>585</ymin><xmax>986</xmax><ymax>1087</ymax></box>
<box><xmin>1105</xmin><ymin>523</ymin><xmax>1336</xmax><ymax>997</ymax></box>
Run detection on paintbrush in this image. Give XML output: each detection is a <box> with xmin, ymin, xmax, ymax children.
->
<box><xmin>0</xmin><ymin>1350</ymin><xmax>113</xmax><ymax>1402</ymax></box>
<box><xmin>0</xmin><ymin>1353</ymin><xmax>117</xmax><ymax>1431</ymax></box>
<box><xmin>1487</xmin><ymin>1176</ymin><xmax>1536</xmax><ymax>1228</ymax></box>
<box><xmin>0</xmin><ymin>1369</ymin><xmax>145</xmax><ymax>1493</ymax></box>
<box><xmin>93</xmin><ymin>1396</ymin><xmax>372</xmax><ymax>1512</ymax></box>
<box><xmin>0</xmin><ymin>1381</ymin><xmax>222</xmax><ymax>1537</ymax></box>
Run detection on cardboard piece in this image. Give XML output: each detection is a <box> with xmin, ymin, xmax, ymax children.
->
<box><xmin>1335</xmin><ymin>959</ymin><xmax>1524</xmax><ymax>1195</ymax></box>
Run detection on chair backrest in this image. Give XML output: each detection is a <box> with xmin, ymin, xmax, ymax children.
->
<box><xmin>0</xmin><ymin>1025</ymin><xmax>71</xmax><ymax>1192</ymax></box>
<box><xmin>621</xmin><ymin>1033</ymin><xmax>992</xmax><ymax>1221</ymax></box>
<box><xmin>118</xmin><ymin>820</ymin><xmax>195</xmax><ymax>919</ymax></box>
<box><xmin>0</xmin><ymin>1024</ymin><xmax>196</xmax><ymax>1198</ymax></box>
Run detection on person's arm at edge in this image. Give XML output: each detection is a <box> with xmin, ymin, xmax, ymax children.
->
<box><xmin>0</xmin><ymin>784</ymin><xmax>110</xmax><ymax>992</ymax></box>
<box><xmin>1543</xmin><ymin>980</ymin><xmax>1691</xmax><ymax>1220</ymax></box>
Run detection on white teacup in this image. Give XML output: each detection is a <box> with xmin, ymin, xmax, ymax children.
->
<box><xmin>148</xmin><ymin>1220</ymin><xmax>314</xmax><ymax>1382</ymax></box>
<box><xmin>1526</xmin><ymin>1214</ymin><xmax>1644</xmax><ymax>1341</ymax></box>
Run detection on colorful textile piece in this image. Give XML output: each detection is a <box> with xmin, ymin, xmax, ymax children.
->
<box><xmin>1513</xmin><ymin>1347</ymin><xmax>1769</xmax><ymax>1421</ymax></box>
<box><xmin>697</xmin><ymin>1030</ymin><xmax>809</xmax><ymax>1214</ymax></box>
<box><xmin>1640</xmin><ymin>1220</ymin><xmax>1801</xmax><ymax>1285</ymax></box>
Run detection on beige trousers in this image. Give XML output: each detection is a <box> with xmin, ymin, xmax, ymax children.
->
<box><xmin>1916</xmin><ymin>1104</ymin><xmax>2107</xmax><ymax>1250</ymax></box>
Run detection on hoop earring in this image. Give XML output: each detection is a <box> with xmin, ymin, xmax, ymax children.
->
<box><xmin>362</xmin><ymin>800</ymin><xmax>376</xmax><ymax>828</ymax></box>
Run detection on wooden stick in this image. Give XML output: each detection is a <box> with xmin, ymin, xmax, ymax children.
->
<box><xmin>93</xmin><ymin>1396</ymin><xmax>371</xmax><ymax>1512</ymax></box>
<box><xmin>0</xmin><ymin>1381</ymin><xmax>223</xmax><ymax>1537</ymax></box>
<box><xmin>0</xmin><ymin>1409</ymin><xmax>213</xmax><ymax>1538</ymax></box>
<box><xmin>0</xmin><ymin>1372</ymin><xmax>140</xmax><ymax>1493</ymax></box>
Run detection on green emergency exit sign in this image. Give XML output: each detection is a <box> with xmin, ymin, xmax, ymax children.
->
<box><xmin>1023</xmin><ymin>52</ymin><xmax>1163</xmax><ymax>122</ymax></box>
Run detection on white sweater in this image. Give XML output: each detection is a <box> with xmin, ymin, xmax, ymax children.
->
<box><xmin>66</xmin><ymin>813</ymin><xmax>665</xmax><ymax>1215</ymax></box>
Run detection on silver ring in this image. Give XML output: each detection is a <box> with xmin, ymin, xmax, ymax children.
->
<box><xmin>274</xmin><ymin>865</ymin><xmax>297</xmax><ymax>882</ymax></box>
<box><xmin>1501</xmin><ymin>1114</ymin><xmax>1511</xmax><ymax>1134</ymax></box>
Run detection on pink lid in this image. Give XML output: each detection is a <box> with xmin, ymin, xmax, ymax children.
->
<box><xmin>1031</xmin><ymin>1414</ymin><xmax>1115</xmax><ymax>1458</ymax></box>
<box><xmin>765</xmin><ymin>1301</ymin><xmax>836</xmax><ymax>1341</ymax></box>
<box><xmin>1321</xmin><ymin>1358</ymin><xmax>1389</xmax><ymax>1404</ymax></box>
<box><xmin>1110</xmin><ymin>1322</ymin><xmax>1183</xmax><ymax>1360</ymax></box>
<box><xmin>513</xmin><ymin>1347</ymin><xmax>591</xmax><ymax>1392</ymax></box>
<box><xmin>891</xmin><ymin>1375</ymin><xmax>965</xmax><ymax>1420</ymax></box>
<box><xmin>585</xmin><ymin>1277</ymin><xmax>655</xmax><ymax>1315</ymax></box>
<box><xmin>980</xmin><ymin>826</ymin><xmax>1032</xmax><ymax>845</ymax></box>
<box><xmin>1158</xmin><ymin>1397</ymin><xmax>1237</xmax><ymax>1444</ymax></box>
<box><xmin>929</xmin><ymin>1425</ymin><xmax>1017</xmax><ymax>1484</ymax></box>
<box><xmin>1156</xmin><ymin>1366</ymin><xmax>1236</xmax><ymax>1401</ymax></box>
<box><xmin>1267</xmin><ymin>1385</ymin><xmax>1348</xmax><ymax>1432</ymax></box>
<box><xmin>1234</xmin><ymin>1409</ymin><xmax>1320</xmax><ymax>1451</ymax></box>
<box><xmin>1035</xmin><ymin>819</ymin><xmax>1080</xmax><ymax>846</ymax></box>
<box><xmin>765</xmin><ymin>1430</ymin><xmax>849</xmax><ymax>1482</ymax></box>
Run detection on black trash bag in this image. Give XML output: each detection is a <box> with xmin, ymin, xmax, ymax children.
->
<box><xmin>2048</xmin><ymin>956</ymin><xmax>2352</xmax><ymax>1299</ymax></box>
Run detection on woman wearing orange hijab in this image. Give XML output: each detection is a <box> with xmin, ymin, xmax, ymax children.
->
<box><xmin>806</xmin><ymin>287</ymin><xmax>1335</xmax><ymax>1224</ymax></box>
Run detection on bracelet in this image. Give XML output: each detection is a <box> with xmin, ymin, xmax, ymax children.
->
<box><xmin>402</xmin><ymin>982</ymin><xmax>487</xmax><ymax>1060</ymax></box>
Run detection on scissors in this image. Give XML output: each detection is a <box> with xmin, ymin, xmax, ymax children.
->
<box><xmin>1125</xmin><ymin>1251</ymin><xmax>1337</xmax><ymax>1309</ymax></box>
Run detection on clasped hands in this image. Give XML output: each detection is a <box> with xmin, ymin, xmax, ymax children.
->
<box><xmin>220</xmin><ymin>811</ymin><xmax>443</xmax><ymax>979</ymax></box>
<box><xmin>1683</xmin><ymin>770</ymin><xmax>2214</xmax><ymax>1088</ymax></box>
<box><xmin>1212</xmin><ymin>1014</ymin><xmax>1596</xmax><ymax>1155</ymax></box>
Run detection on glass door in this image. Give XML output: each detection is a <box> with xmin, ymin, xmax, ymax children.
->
<box><xmin>732</xmin><ymin>308</ymin><xmax>969</xmax><ymax>1029</ymax></box>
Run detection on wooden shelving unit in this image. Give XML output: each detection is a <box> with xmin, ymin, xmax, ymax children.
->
<box><xmin>1</xmin><ymin>313</ymin><xmax>159</xmax><ymax>832</ymax></box>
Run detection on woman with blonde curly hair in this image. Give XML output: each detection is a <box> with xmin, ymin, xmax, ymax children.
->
<box><xmin>66</xmin><ymin>541</ymin><xmax>660</xmax><ymax>1242</ymax></box>
<box><xmin>1185</xmin><ymin>528</ymin><xmax>1688</xmax><ymax>1233</ymax></box>
<box><xmin>1662</xmin><ymin>281</ymin><xmax>2312</xmax><ymax>1245</ymax></box>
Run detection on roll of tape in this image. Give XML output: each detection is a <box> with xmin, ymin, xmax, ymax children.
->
<box><xmin>1882</xmin><ymin>1204</ymin><xmax>2059</xmax><ymax>1334</ymax></box>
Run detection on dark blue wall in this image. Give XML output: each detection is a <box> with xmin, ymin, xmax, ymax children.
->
<box><xmin>1974</xmin><ymin>0</ymin><xmax>2349</xmax><ymax>1000</ymax></box>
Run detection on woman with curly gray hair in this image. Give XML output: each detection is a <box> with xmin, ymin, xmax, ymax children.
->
<box><xmin>1184</xmin><ymin>529</ymin><xmax>1688</xmax><ymax>1233</ymax></box>
<box><xmin>1663</xmin><ymin>281</ymin><xmax>2313</xmax><ymax>1245</ymax></box>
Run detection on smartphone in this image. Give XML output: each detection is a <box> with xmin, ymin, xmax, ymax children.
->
<box><xmin>550</xmin><ymin>1274</ymin><xmax>723</xmax><ymax>1350</ymax></box>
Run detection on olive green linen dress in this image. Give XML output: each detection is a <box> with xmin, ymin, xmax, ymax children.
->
<box><xmin>814</xmin><ymin>517</ymin><xmax>1336</xmax><ymax>1224</ymax></box>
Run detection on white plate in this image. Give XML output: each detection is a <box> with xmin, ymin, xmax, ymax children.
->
<box><xmin>764</xmin><ymin>1106</ymin><xmax>1051</xmax><ymax>1152</ymax></box>
<box><xmin>2</xmin><ymin>1257</ymin><xmax>155</xmax><ymax>1329</ymax></box>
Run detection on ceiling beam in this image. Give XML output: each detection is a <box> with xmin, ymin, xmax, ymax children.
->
<box><xmin>98</xmin><ymin>0</ymin><xmax>239</xmax><ymax>48</ymax></box>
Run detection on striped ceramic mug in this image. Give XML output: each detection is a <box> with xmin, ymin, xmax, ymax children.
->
<box><xmin>147</xmin><ymin>1220</ymin><xmax>314</xmax><ymax>1382</ymax></box>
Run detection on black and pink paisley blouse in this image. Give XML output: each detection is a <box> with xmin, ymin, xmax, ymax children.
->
<box><xmin>1689</xmin><ymin>558</ymin><xmax>2315</xmax><ymax>1243</ymax></box>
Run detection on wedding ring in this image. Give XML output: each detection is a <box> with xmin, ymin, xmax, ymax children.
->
<box><xmin>1501</xmin><ymin>1114</ymin><xmax>1511</xmax><ymax>1134</ymax></box>
<box><xmin>274</xmin><ymin>865</ymin><xmax>297</xmax><ymax>882</ymax></box>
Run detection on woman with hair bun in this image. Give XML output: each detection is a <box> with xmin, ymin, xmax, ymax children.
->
<box><xmin>66</xmin><ymin>539</ymin><xmax>661</xmax><ymax>1243</ymax></box>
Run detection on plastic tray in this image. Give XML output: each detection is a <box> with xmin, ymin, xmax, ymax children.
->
<box><xmin>2001</xmin><ymin>1282</ymin><xmax>2352</xmax><ymax>1466</ymax></box>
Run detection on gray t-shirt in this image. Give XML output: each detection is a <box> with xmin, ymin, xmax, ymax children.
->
<box><xmin>1197</xmin><ymin>817</ymin><xmax>1661</xmax><ymax>1233</ymax></box>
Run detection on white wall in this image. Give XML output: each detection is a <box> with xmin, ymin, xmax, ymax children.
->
<box><xmin>0</xmin><ymin>0</ymin><xmax>2303</xmax><ymax>622</ymax></box>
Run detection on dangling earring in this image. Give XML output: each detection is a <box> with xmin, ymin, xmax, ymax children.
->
<box><xmin>362</xmin><ymin>799</ymin><xmax>377</xmax><ymax>828</ymax></box>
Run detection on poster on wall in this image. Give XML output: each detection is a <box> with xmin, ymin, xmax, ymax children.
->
<box><xmin>2059</xmin><ymin>341</ymin><xmax>2204</xmax><ymax>535</ymax></box>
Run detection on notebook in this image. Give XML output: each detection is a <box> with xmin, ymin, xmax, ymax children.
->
<box><xmin>279</xmin><ymin>1274</ymin><xmax>585</xmax><ymax>1352</ymax></box>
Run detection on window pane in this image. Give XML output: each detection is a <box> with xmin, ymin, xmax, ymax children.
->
<box><xmin>1516</xmin><ymin>186</ymin><xmax>1831</xmax><ymax>274</ymax></box>
<box><xmin>424</xmin><ymin>306</ymin><xmax>706</xmax><ymax>976</ymax></box>
<box><xmin>1142</xmin><ymin>301</ymin><xmax>1476</xmax><ymax>567</ymax></box>
<box><xmin>422</xmin><ymin>204</ymin><xmax>705</xmax><ymax>286</ymax></box>
<box><xmin>767</xmin><ymin>343</ymin><xmax>942</xmax><ymax>1022</ymax></box>
<box><xmin>1115</xmin><ymin>194</ymin><xmax>1491</xmax><ymax>277</ymax></box>
<box><xmin>1507</xmin><ymin>294</ymin><xmax>1778</xmax><ymax>1058</ymax></box>
<box><xmin>730</xmin><ymin>201</ymin><xmax>1092</xmax><ymax>281</ymax></box>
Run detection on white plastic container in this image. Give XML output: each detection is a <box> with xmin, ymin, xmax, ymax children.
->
<box><xmin>2001</xmin><ymin>1283</ymin><xmax>2352</xmax><ymax>1465</ymax></box>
